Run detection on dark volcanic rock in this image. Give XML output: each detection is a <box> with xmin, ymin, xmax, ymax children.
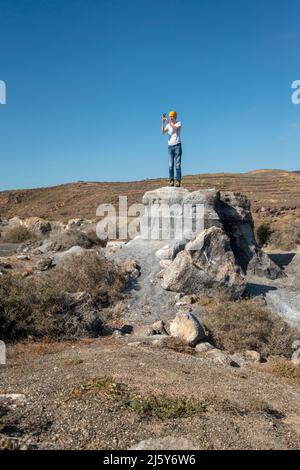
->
<box><xmin>217</xmin><ymin>191</ymin><xmax>284</xmax><ymax>279</ymax></box>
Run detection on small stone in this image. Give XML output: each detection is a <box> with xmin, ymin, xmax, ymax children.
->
<box><xmin>151</xmin><ymin>320</ymin><xmax>168</xmax><ymax>335</ymax></box>
<box><xmin>152</xmin><ymin>337</ymin><xmax>167</xmax><ymax>348</ymax></box>
<box><xmin>205</xmin><ymin>349</ymin><xmax>240</xmax><ymax>367</ymax></box>
<box><xmin>35</xmin><ymin>257</ymin><xmax>53</xmax><ymax>271</ymax></box>
<box><xmin>16</xmin><ymin>255</ymin><xmax>30</xmax><ymax>260</ymax></box>
<box><xmin>244</xmin><ymin>350</ymin><xmax>261</xmax><ymax>363</ymax></box>
<box><xmin>195</xmin><ymin>342</ymin><xmax>215</xmax><ymax>353</ymax></box>
<box><xmin>112</xmin><ymin>330</ymin><xmax>123</xmax><ymax>337</ymax></box>
<box><xmin>155</xmin><ymin>245</ymin><xmax>172</xmax><ymax>260</ymax></box>
<box><xmin>169</xmin><ymin>311</ymin><xmax>206</xmax><ymax>346</ymax></box>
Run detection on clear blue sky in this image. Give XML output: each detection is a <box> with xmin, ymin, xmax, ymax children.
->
<box><xmin>0</xmin><ymin>0</ymin><xmax>300</xmax><ymax>190</ymax></box>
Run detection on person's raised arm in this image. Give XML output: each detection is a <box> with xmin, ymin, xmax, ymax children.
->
<box><xmin>161</xmin><ymin>115</ymin><xmax>168</xmax><ymax>135</ymax></box>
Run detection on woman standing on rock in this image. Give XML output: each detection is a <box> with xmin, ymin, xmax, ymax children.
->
<box><xmin>161</xmin><ymin>111</ymin><xmax>182</xmax><ymax>187</ymax></box>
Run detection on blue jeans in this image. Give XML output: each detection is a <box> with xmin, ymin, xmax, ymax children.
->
<box><xmin>168</xmin><ymin>143</ymin><xmax>182</xmax><ymax>181</ymax></box>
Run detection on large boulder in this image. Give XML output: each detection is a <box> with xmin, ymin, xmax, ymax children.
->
<box><xmin>169</xmin><ymin>311</ymin><xmax>206</xmax><ymax>346</ymax></box>
<box><xmin>141</xmin><ymin>187</ymin><xmax>283</xmax><ymax>280</ymax></box>
<box><xmin>161</xmin><ymin>226</ymin><xmax>246</xmax><ymax>300</ymax></box>
<box><xmin>217</xmin><ymin>191</ymin><xmax>284</xmax><ymax>279</ymax></box>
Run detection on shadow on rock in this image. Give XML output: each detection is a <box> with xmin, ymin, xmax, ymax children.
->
<box><xmin>268</xmin><ymin>252</ymin><xmax>296</xmax><ymax>269</ymax></box>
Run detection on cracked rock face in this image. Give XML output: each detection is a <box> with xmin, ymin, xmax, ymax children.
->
<box><xmin>161</xmin><ymin>226</ymin><xmax>246</xmax><ymax>300</ymax></box>
<box><xmin>140</xmin><ymin>186</ymin><xmax>283</xmax><ymax>299</ymax></box>
<box><xmin>217</xmin><ymin>191</ymin><xmax>284</xmax><ymax>279</ymax></box>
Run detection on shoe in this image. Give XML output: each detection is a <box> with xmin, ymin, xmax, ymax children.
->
<box><xmin>175</xmin><ymin>180</ymin><xmax>181</xmax><ymax>187</ymax></box>
<box><xmin>169</xmin><ymin>180</ymin><xmax>174</xmax><ymax>187</ymax></box>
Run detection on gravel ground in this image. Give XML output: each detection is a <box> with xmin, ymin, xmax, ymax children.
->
<box><xmin>1</xmin><ymin>337</ymin><xmax>300</xmax><ymax>450</ymax></box>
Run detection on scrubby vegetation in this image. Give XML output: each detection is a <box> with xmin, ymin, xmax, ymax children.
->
<box><xmin>70</xmin><ymin>376</ymin><xmax>206</xmax><ymax>420</ymax></box>
<box><xmin>256</xmin><ymin>223</ymin><xmax>272</xmax><ymax>246</ymax></box>
<box><xmin>269</xmin><ymin>222</ymin><xmax>300</xmax><ymax>251</ymax></box>
<box><xmin>0</xmin><ymin>252</ymin><xmax>125</xmax><ymax>342</ymax></box>
<box><xmin>201</xmin><ymin>298</ymin><xmax>298</xmax><ymax>358</ymax></box>
<box><xmin>2</xmin><ymin>225</ymin><xmax>37</xmax><ymax>243</ymax></box>
<box><xmin>70</xmin><ymin>375</ymin><xmax>271</xmax><ymax>420</ymax></box>
<box><xmin>266</xmin><ymin>357</ymin><xmax>300</xmax><ymax>384</ymax></box>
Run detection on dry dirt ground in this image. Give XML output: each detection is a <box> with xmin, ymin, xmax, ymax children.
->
<box><xmin>1</xmin><ymin>336</ymin><xmax>300</xmax><ymax>450</ymax></box>
<box><xmin>1</xmin><ymin>170</ymin><xmax>300</xmax><ymax>227</ymax></box>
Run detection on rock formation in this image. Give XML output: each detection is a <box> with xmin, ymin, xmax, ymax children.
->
<box><xmin>140</xmin><ymin>186</ymin><xmax>283</xmax><ymax>299</ymax></box>
<box><xmin>161</xmin><ymin>226</ymin><xmax>246</xmax><ymax>299</ymax></box>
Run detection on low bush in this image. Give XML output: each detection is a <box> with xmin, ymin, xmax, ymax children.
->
<box><xmin>0</xmin><ymin>252</ymin><xmax>126</xmax><ymax>342</ymax></box>
<box><xmin>201</xmin><ymin>298</ymin><xmax>298</xmax><ymax>358</ymax></box>
<box><xmin>269</xmin><ymin>222</ymin><xmax>300</xmax><ymax>251</ymax></box>
<box><xmin>256</xmin><ymin>223</ymin><xmax>272</xmax><ymax>246</ymax></box>
<box><xmin>266</xmin><ymin>357</ymin><xmax>300</xmax><ymax>384</ymax></box>
<box><xmin>2</xmin><ymin>226</ymin><xmax>36</xmax><ymax>243</ymax></box>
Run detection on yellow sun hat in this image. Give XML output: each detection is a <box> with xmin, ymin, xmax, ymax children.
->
<box><xmin>169</xmin><ymin>110</ymin><xmax>177</xmax><ymax>119</ymax></box>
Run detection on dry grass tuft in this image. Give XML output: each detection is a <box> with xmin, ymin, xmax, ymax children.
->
<box><xmin>266</xmin><ymin>357</ymin><xmax>300</xmax><ymax>384</ymax></box>
<box><xmin>2</xmin><ymin>226</ymin><xmax>37</xmax><ymax>243</ymax></box>
<box><xmin>269</xmin><ymin>222</ymin><xmax>300</xmax><ymax>250</ymax></box>
<box><xmin>201</xmin><ymin>298</ymin><xmax>298</xmax><ymax>358</ymax></box>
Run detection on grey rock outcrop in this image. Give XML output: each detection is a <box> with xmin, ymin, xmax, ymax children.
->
<box><xmin>141</xmin><ymin>186</ymin><xmax>283</xmax><ymax>282</ymax></box>
<box><xmin>161</xmin><ymin>226</ymin><xmax>246</xmax><ymax>300</ymax></box>
<box><xmin>217</xmin><ymin>191</ymin><xmax>284</xmax><ymax>279</ymax></box>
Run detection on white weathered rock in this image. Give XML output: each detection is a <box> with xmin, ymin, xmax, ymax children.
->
<box><xmin>66</xmin><ymin>218</ymin><xmax>84</xmax><ymax>230</ymax></box>
<box><xmin>106</xmin><ymin>240</ymin><xmax>127</xmax><ymax>248</ymax></box>
<box><xmin>52</xmin><ymin>246</ymin><xmax>85</xmax><ymax>265</ymax></box>
<box><xmin>291</xmin><ymin>340</ymin><xmax>300</xmax><ymax>364</ymax></box>
<box><xmin>142</xmin><ymin>186</ymin><xmax>189</xmax><ymax>206</ymax></box>
<box><xmin>155</xmin><ymin>245</ymin><xmax>172</xmax><ymax>260</ymax></box>
<box><xmin>8</xmin><ymin>217</ymin><xmax>22</xmax><ymax>226</ymax></box>
<box><xmin>159</xmin><ymin>259</ymin><xmax>172</xmax><ymax>269</ymax></box>
<box><xmin>195</xmin><ymin>342</ymin><xmax>215</xmax><ymax>353</ymax></box>
<box><xmin>161</xmin><ymin>226</ymin><xmax>245</xmax><ymax>300</ymax></box>
<box><xmin>169</xmin><ymin>311</ymin><xmax>206</xmax><ymax>346</ymax></box>
<box><xmin>204</xmin><ymin>349</ymin><xmax>240</xmax><ymax>367</ymax></box>
<box><xmin>244</xmin><ymin>350</ymin><xmax>261</xmax><ymax>363</ymax></box>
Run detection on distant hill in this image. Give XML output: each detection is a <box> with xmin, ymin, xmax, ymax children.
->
<box><xmin>1</xmin><ymin>169</ymin><xmax>300</xmax><ymax>223</ymax></box>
